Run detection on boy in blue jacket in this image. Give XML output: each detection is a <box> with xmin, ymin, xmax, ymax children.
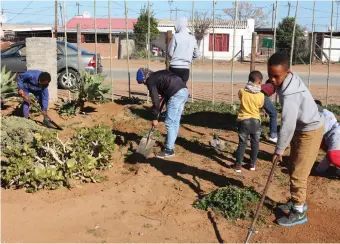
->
<box><xmin>17</xmin><ymin>70</ymin><xmax>51</xmax><ymax>127</ymax></box>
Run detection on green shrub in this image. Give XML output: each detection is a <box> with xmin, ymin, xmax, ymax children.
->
<box><xmin>130</xmin><ymin>50</ymin><xmax>155</xmax><ymax>60</ymax></box>
<box><xmin>326</xmin><ymin>104</ymin><xmax>340</xmax><ymax>116</ymax></box>
<box><xmin>184</xmin><ymin>101</ymin><xmax>239</xmax><ymax>115</ymax></box>
<box><xmin>194</xmin><ymin>186</ymin><xmax>260</xmax><ymax>221</ymax></box>
<box><xmin>1</xmin><ymin>123</ymin><xmax>116</xmax><ymax>192</ymax></box>
<box><xmin>1</xmin><ymin>66</ymin><xmax>17</xmax><ymax>101</ymax></box>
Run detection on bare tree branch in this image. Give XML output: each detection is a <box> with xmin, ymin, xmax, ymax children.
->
<box><xmin>224</xmin><ymin>1</ymin><xmax>268</xmax><ymax>28</ymax></box>
<box><xmin>193</xmin><ymin>10</ymin><xmax>213</xmax><ymax>48</ymax></box>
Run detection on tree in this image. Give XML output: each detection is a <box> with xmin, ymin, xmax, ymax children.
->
<box><xmin>193</xmin><ymin>10</ymin><xmax>213</xmax><ymax>49</ymax></box>
<box><xmin>276</xmin><ymin>17</ymin><xmax>308</xmax><ymax>63</ymax></box>
<box><xmin>133</xmin><ymin>5</ymin><xmax>159</xmax><ymax>50</ymax></box>
<box><xmin>223</xmin><ymin>1</ymin><xmax>267</xmax><ymax>28</ymax></box>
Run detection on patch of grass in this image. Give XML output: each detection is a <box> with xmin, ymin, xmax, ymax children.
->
<box><xmin>326</xmin><ymin>104</ymin><xmax>340</xmax><ymax>116</ymax></box>
<box><xmin>143</xmin><ymin>223</ymin><xmax>153</xmax><ymax>228</ymax></box>
<box><xmin>184</xmin><ymin>101</ymin><xmax>239</xmax><ymax>115</ymax></box>
<box><xmin>193</xmin><ymin>186</ymin><xmax>261</xmax><ymax>221</ymax></box>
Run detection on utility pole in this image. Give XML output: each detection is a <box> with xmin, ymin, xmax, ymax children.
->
<box><xmin>336</xmin><ymin>0</ymin><xmax>339</xmax><ymax>31</ymax></box>
<box><xmin>272</xmin><ymin>3</ymin><xmax>275</xmax><ymax>29</ymax></box>
<box><xmin>54</xmin><ymin>0</ymin><xmax>58</xmax><ymax>39</ymax></box>
<box><xmin>1</xmin><ymin>9</ymin><xmax>4</xmax><ymax>28</ymax></box>
<box><xmin>76</xmin><ymin>2</ymin><xmax>80</xmax><ymax>16</ymax></box>
<box><xmin>59</xmin><ymin>3</ymin><xmax>63</xmax><ymax>26</ymax></box>
<box><xmin>168</xmin><ymin>0</ymin><xmax>173</xmax><ymax>20</ymax></box>
<box><xmin>108</xmin><ymin>0</ymin><xmax>113</xmax><ymax>101</ymax></box>
<box><xmin>212</xmin><ymin>0</ymin><xmax>216</xmax><ymax>105</ymax></box>
<box><xmin>289</xmin><ymin>0</ymin><xmax>299</xmax><ymax>69</ymax></box>
<box><xmin>307</xmin><ymin>0</ymin><xmax>316</xmax><ymax>89</ymax></box>
<box><xmin>147</xmin><ymin>0</ymin><xmax>151</xmax><ymax>102</ymax></box>
<box><xmin>326</xmin><ymin>0</ymin><xmax>334</xmax><ymax>106</ymax></box>
<box><xmin>288</xmin><ymin>2</ymin><xmax>291</xmax><ymax>17</ymax></box>
<box><xmin>230</xmin><ymin>0</ymin><xmax>238</xmax><ymax>104</ymax></box>
<box><xmin>273</xmin><ymin>0</ymin><xmax>278</xmax><ymax>51</ymax></box>
<box><xmin>190</xmin><ymin>0</ymin><xmax>194</xmax><ymax>102</ymax></box>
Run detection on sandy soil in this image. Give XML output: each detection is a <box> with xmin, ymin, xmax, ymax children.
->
<box><xmin>1</xmin><ymin>98</ymin><xmax>340</xmax><ymax>243</ymax></box>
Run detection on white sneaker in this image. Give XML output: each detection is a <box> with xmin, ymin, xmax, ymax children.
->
<box><xmin>268</xmin><ymin>137</ymin><xmax>278</xmax><ymax>143</ymax></box>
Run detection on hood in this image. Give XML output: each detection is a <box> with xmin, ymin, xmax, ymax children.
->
<box><xmin>175</xmin><ymin>17</ymin><xmax>189</xmax><ymax>33</ymax></box>
<box><xmin>281</xmin><ymin>72</ymin><xmax>306</xmax><ymax>96</ymax></box>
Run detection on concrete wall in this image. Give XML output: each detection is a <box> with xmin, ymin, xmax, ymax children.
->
<box><xmin>26</xmin><ymin>37</ymin><xmax>58</xmax><ymax>102</ymax></box>
<box><xmin>120</xmin><ymin>39</ymin><xmax>135</xmax><ymax>59</ymax></box>
<box><xmin>322</xmin><ymin>37</ymin><xmax>340</xmax><ymax>62</ymax></box>
<box><xmin>71</xmin><ymin>37</ymin><xmax>120</xmax><ymax>59</ymax></box>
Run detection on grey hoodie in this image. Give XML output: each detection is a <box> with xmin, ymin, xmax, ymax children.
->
<box><xmin>275</xmin><ymin>73</ymin><xmax>324</xmax><ymax>155</ymax></box>
<box><xmin>168</xmin><ymin>17</ymin><xmax>199</xmax><ymax>69</ymax></box>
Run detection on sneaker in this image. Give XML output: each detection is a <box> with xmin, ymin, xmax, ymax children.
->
<box><xmin>156</xmin><ymin>149</ymin><xmax>175</xmax><ymax>158</ymax></box>
<box><xmin>276</xmin><ymin>208</ymin><xmax>308</xmax><ymax>227</ymax></box>
<box><xmin>268</xmin><ymin>137</ymin><xmax>278</xmax><ymax>143</ymax></box>
<box><xmin>250</xmin><ymin>164</ymin><xmax>256</xmax><ymax>171</ymax></box>
<box><xmin>234</xmin><ymin>164</ymin><xmax>242</xmax><ymax>173</ymax></box>
<box><xmin>277</xmin><ymin>199</ymin><xmax>308</xmax><ymax>213</ymax></box>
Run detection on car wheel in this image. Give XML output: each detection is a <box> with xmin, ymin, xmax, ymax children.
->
<box><xmin>58</xmin><ymin>69</ymin><xmax>79</xmax><ymax>89</ymax></box>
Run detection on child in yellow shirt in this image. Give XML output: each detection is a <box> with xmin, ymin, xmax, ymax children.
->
<box><xmin>235</xmin><ymin>71</ymin><xmax>264</xmax><ymax>172</ymax></box>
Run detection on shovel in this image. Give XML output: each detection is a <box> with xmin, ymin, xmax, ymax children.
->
<box><xmin>210</xmin><ymin>134</ymin><xmax>226</xmax><ymax>151</ymax></box>
<box><xmin>20</xmin><ymin>93</ymin><xmax>63</xmax><ymax>130</ymax></box>
<box><xmin>136</xmin><ymin>125</ymin><xmax>156</xmax><ymax>157</ymax></box>
<box><xmin>136</xmin><ymin>101</ymin><xmax>165</xmax><ymax>157</ymax></box>
<box><xmin>244</xmin><ymin>156</ymin><xmax>280</xmax><ymax>244</ymax></box>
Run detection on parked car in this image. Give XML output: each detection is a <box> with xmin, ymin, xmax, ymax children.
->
<box><xmin>1</xmin><ymin>40</ymin><xmax>103</xmax><ymax>89</ymax></box>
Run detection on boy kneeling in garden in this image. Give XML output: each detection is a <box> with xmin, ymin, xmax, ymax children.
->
<box><xmin>136</xmin><ymin>68</ymin><xmax>188</xmax><ymax>158</ymax></box>
<box><xmin>17</xmin><ymin>70</ymin><xmax>52</xmax><ymax>128</ymax></box>
<box><xmin>235</xmin><ymin>70</ymin><xmax>264</xmax><ymax>172</ymax></box>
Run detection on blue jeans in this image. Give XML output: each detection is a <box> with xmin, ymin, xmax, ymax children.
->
<box><xmin>165</xmin><ymin>88</ymin><xmax>189</xmax><ymax>150</ymax></box>
<box><xmin>263</xmin><ymin>96</ymin><xmax>278</xmax><ymax>138</ymax></box>
<box><xmin>236</xmin><ymin>118</ymin><xmax>261</xmax><ymax>164</ymax></box>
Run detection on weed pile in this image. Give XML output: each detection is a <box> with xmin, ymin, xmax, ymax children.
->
<box><xmin>194</xmin><ymin>186</ymin><xmax>260</xmax><ymax>221</ymax></box>
<box><xmin>1</xmin><ymin>119</ymin><xmax>116</xmax><ymax>192</ymax></box>
<box><xmin>184</xmin><ymin>101</ymin><xmax>239</xmax><ymax>115</ymax></box>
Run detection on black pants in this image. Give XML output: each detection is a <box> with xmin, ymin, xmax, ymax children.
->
<box><xmin>169</xmin><ymin>67</ymin><xmax>190</xmax><ymax>84</ymax></box>
<box><xmin>235</xmin><ymin>118</ymin><xmax>261</xmax><ymax>164</ymax></box>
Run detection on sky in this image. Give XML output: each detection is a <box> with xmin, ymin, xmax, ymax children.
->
<box><xmin>1</xmin><ymin>0</ymin><xmax>339</xmax><ymax>32</ymax></box>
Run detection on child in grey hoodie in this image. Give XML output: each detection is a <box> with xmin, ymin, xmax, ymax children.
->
<box><xmin>168</xmin><ymin>16</ymin><xmax>199</xmax><ymax>84</ymax></box>
<box><xmin>268</xmin><ymin>53</ymin><xmax>324</xmax><ymax>227</ymax></box>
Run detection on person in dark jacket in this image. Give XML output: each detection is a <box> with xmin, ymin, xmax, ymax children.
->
<box><xmin>17</xmin><ymin>70</ymin><xmax>51</xmax><ymax>127</ymax></box>
<box><xmin>136</xmin><ymin>68</ymin><xmax>189</xmax><ymax>158</ymax></box>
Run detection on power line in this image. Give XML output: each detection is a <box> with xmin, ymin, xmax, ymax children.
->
<box><xmin>7</xmin><ymin>0</ymin><xmax>34</xmax><ymax>22</ymax></box>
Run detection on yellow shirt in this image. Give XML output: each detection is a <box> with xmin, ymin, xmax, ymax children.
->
<box><xmin>237</xmin><ymin>89</ymin><xmax>264</xmax><ymax>121</ymax></box>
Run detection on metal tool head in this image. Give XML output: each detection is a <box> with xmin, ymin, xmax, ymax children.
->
<box><xmin>136</xmin><ymin>126</ymin><xmax>155</xmax><ymax>157</ymax></box>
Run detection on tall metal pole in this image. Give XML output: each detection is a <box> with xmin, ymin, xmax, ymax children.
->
<box><xmin>212</xmin><ymin>0</ymin><xmax>216</xmax><ymax>105</ymax></box>
<box><xmin>63</xmin><ymin>0</ymin><xmax>70</xmax><ymax>100</ymax></box>
<box><xmin>55</xmin><ymin>0</ymin><xmax>58</xmax><ymax>39</ymax></box>
<box><xmin>273</xmin><ymin>0</ymin><xmax>278</xmax><ymax>51</ymax></box>
<box><xmin>230</xmin><ymin>0</ymin><xmax>238</xmax><ymax>104</ymax></box>
<box><xmin>288</xmin><ymin>2</ymin><xmax>291</xmax><ymax>17</ymax></box>
<box><xmin>307</xmin><ymin>0</ymin><xmax>316</xmax><ymax>89</ymax></box>
<box><xmin>109</xmin><ymin>0</ymin><xmax>113</xmax><ymax>102</ymax></box>
<box><xmin>124</xmin><ymin>0</ymin><xmax>131</xmax><ymax>98</ymax></box>
<box><xmin>77</xmin><ymin>24</ymin><xmax>82</xmax><ymax>73</ymax></box>
<box><xmin>289</xmin><ymin>0</ymin><xmax>299</xmax><ymax>70</ymax></box>
<box><xmin>190</xmin><ymin>0</ymin><xmax>195</xmax><ymax>103</ymax></box>
<box><xmin>147</xmin><ymin>0</ymin><xmax>151</xmax><ymax>102</ymax></box>
<box><xmin>94</xmin><ymin>0</ymin><xmax>98</xmax><ymax>74</ymax></box>
<box><xmin>336</xmin><ymin>1</ymin><xmax>339</xmax><ymax>31</ymax></box>
<box><xmin>326</xmin><ymin>0</ymin><xmax>334</xmax><ymax>106</ymax></box>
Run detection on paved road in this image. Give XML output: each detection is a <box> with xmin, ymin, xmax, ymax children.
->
<box><xmin>103</xmin><ymin>68</ymin><xmax>340</xmax><ymax>84</ymax></box>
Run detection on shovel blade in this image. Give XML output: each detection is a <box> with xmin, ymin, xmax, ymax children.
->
<box><xmin>136</xmin><ymin>137</ymin><xmax>155</xmax><ymax>157</ymax></box>
<box><xmin>210</xmin><ymin>139</ymin><xmax>225</xmax><ymax>150</ymax></box>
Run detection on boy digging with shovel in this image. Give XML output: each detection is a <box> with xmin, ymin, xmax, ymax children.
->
<box><xmin>269</xmin><ymin>53</ymin><xmax>324</xmax><ymax>226</ymax></box>
<box><xmin>136</xmin><ymin>68</ymin><xmax>188</xmax><ymax>158</ymax></box>
<box><xmin>18</xmin><ymin>70</ymin><xmax>52</xmax><ymax>128</ymax></box>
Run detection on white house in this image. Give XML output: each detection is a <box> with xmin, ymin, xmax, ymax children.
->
<box><xmin>153</xmin><ymin>18</ymin><xmax>255</xmax><ymax>61</ymax></box>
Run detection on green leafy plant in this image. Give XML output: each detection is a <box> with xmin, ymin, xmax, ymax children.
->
<box><xmin>184</xmin><ymin>101</ymin><xmax>239</xmax><ymax>115</ymax></box>
<box><xmin>326</xmin><ymin>104</ymin><xmax>340</xmax><ymax>116</ymax></box>
<box><xmin>1</xmin><ymin>66</ymin><xmax>17</xmax><ymax>105</ymax></box>
<box><xmin>57</xmin><ymin>72</ymin><xmax>110</xmax><ymax>117</ymax></box>
<box><xmin>1</xmin><ymin>122</ymin><xmax>116</xmax><ymax>192</ymax></box>
<box><xmin>194</xmin><ymin>186</ymin><xmax>260</xmax><ymax>221</ymax></box>
<box><xmin>130</xmin><ymin>50</ymin><xmax>155</xmax><ymax>60</ymax></box>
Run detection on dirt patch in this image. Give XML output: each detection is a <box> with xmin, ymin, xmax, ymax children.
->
<box><xmin>1</xmin><ymin>101</ymin><xmax>340</xmax><ymax>243</ymax></box>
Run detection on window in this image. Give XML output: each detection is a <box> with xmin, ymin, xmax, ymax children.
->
<box><xmin>209</xmin><ymin>34</ymin><xmax>229</xmax><ymax>52</ymax></box>
<box><xmin>1</xmin><ymin>45</ymin><xmax>21</xmax><ymax>55</ymax></box>
<box><xmin>18</xmin><ymin>46</ymin><xmax>26</xmax><ymax>56</ymax></box>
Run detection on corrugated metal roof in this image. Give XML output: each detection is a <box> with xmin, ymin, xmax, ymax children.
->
<box><xmin>157</xmin><ymin>19</ymin><xmax>249</xmax><ymax>29</ymax></box>
<box><xmin>65</xmin><ymin>18</ymin><xmax>137</xmax><ymax>30</ymax></box>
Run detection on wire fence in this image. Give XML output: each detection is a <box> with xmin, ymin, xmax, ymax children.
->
<box><xmin>2</xmin><ymin>0</ymin><xmax>340</xmax><ymax>105</ymax></box>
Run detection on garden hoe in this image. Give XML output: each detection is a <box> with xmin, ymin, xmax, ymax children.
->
<box><xmin>136</xmin><ymin>101</ymin><xmax>165</xmax><ymax>158</ymax></box>
<box><xmin>244</xmin><ymin>156</ymin><xmax>280</xmax><ymax>244</ymax></box>
<box><xmin>20</xmin><ymin>93</ymin><xmax>63</xmax><ymax>130</ymax></box>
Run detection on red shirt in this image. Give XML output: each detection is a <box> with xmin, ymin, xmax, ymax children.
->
<box><xmin>261</xmin><ymin>83</ymin><xmax>275</xmax><ymax>97</ymax></box>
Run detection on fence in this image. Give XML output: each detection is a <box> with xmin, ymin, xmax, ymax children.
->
<box><xmin>2</xmin><ymin>0</ymin><xmax>340</xmax><ymax>105</ymax></box>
